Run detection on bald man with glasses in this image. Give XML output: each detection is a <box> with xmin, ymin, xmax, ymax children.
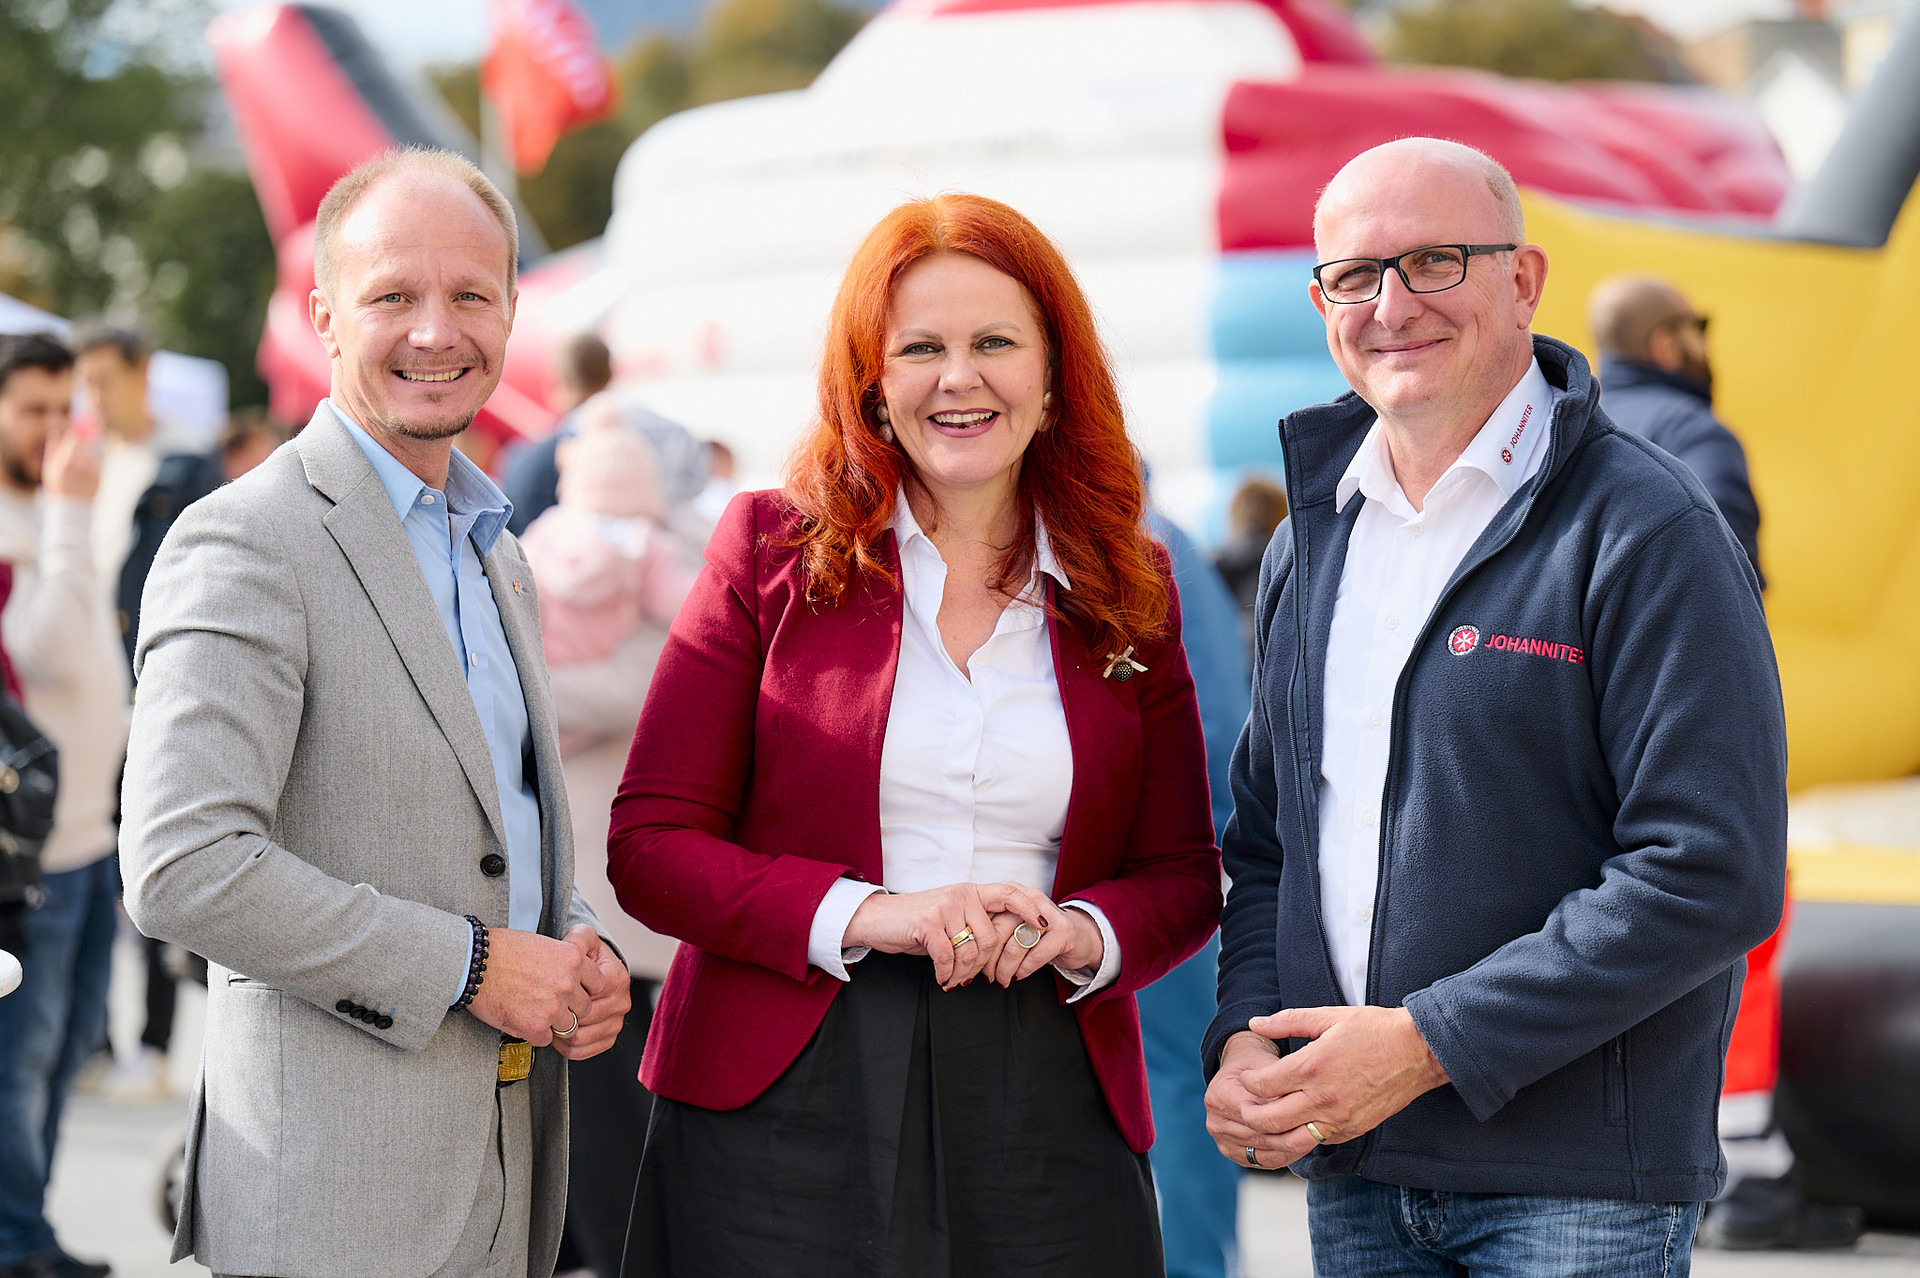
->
<box><xmin>1203</xmin><ymin>138</ymin><xmax>1787</xmax><ymax>1276</ymax></box>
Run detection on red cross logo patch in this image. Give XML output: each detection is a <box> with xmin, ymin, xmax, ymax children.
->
<box><xmin>1448</xmin><ymin>625</ymin><xmax>1480</xmax><ymax>656</ymax></box>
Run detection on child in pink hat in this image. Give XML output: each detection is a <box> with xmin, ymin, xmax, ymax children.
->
<box><xmin>520</xmin><ymin>397</ymin><xmax>691</xmax><ymax>670</ymax></box>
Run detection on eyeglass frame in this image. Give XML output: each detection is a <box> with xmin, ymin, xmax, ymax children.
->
<box><xmin>1311</xmin><ymin>243</ymin><xmax>1519</xmax><ymax>305</ymax></box>
<box><xmin>1657</xmin><ymin>311</ymin><xmax>1710</xmax><ymax>336</ymax></box>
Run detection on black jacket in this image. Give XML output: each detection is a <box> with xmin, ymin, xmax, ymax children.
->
<box><xmin>119</xmin><ymin>451</ymin><xmax>224</xmax><ymax>671</ymax></box>
<box><xmin>1207</xmin><ymin>337</ymin><xmax>1787</xmax><ymax>1202</ymax></box>
<box><xmin>1598</xmin><ymin>358</ymin><xmax>1762</xmax><ymax>586</ymax></box>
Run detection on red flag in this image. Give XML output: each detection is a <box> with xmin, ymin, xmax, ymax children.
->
<box><xmin>480</xmin><ymin>0</ymin><xmax>617</xmax><ymax>175</ymax></box>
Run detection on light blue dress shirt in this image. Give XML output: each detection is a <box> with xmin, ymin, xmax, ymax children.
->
<box><xmin>329</xmin><ymin>402</ymin><xmax>545</xmax><ymax>1000</ymax></box>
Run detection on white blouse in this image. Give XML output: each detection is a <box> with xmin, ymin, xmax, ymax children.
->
<box><xmin>805</xmin><ymin>494</ymin><xmax>1120</xmax><ymax>997</ymax></box>
<box><xmin>1319</xmin><ymin>358</ymin><xmax>1558</xmax><ymax>1006</ymax></box>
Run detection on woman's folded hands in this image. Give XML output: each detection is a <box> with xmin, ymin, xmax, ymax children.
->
<box><xmin>844</xmin><ymin>881</ymin><xmax>1105</xmax><ymax>991</ymax></box>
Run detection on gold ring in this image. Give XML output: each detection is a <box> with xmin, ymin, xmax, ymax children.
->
<box><xmin>1306</xmin><ymin>1121</ymin><xmax>1328</xmax><ymax>1144</ymax></box>
<box><xmin>950</xmin><ymin>927</ymin><xmax>975</xmax><ymax>948</ymax></box>
<box><xmin>552</xmin><ymin>1011</ymin><xmax>579</xmax><ymax>1039</ymax></box>
<box><xmin>1014</xmin><ymin>923</ymin><xmax>1043</xmax><ymax>949</ymax></box>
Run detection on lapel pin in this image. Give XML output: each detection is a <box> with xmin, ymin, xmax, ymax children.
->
<box><xmin>1102</xmin><ymin>646</ymin><xmax>1147</xmax><ymax>682</ymax></box>
<box><xmin>512</xmin><ymin>580</ymin><xmax>523</xmax><ymax>594</ymax></box>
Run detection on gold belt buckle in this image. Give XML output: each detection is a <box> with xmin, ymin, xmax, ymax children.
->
<box><xmin>498</xmin><ymin>1037</ymin><xmax>532</xmax><ymax>1084</ymax></box>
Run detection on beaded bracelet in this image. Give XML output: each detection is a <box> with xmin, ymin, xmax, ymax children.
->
<box><xmin>455</xmin><ymin>915</ymin><xmax>490</xmax><ymax>1009</ymax></box>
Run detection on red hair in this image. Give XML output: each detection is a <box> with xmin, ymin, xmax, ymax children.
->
<box><xmin>784</xmin><ymin>193</ymin><xmax>1168</xmax><ymax>656</ymax></box>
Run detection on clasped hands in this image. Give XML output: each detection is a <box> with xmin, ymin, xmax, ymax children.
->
<box><xmin>845</xmin><ymin>881</ymin><xmax>1103</xmax><ymax>992</ymax></box>
<box><xmin>1204</xmin><ymin>1006</ymin><xmax>1449</xmax><ymax>1170</ymax></box>
<box><xmin>468</xmin><ymin>924</ymin><xmax>630</xmax><ymax>1059</ymax></box>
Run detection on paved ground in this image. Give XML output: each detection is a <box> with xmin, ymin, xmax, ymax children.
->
<box><xmin>42</xmin><ymin>928</ymin><xmax>1920</xmax><ymax>1276</ymax></box>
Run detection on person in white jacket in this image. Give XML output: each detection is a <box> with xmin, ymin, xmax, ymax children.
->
<box><xmin>0</xmin><ymin>333</ymin><xmax>128</xmax><ymax>1278</ymax></box>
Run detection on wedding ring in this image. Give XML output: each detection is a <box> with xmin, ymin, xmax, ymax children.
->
<box><xmin>950</xmin><ymin>927</ymin><xmax>976</xmax><ymax>948</ymax></box>
<box><xmin>1306</xmin><ymin>1121</ymin><xmax>1328</xmax><ymax>1144</ymax></box>
<box><xmin>1013</xmin><ymin>923</ymin><xmax>1043</xmax><ymax>949</ymax></box>
<box><xmin>552</xmin><ymin>1011</ymin><xmax>579</xmax><ymax>1039</ymax></box>
<box><xmin>1245</xmin><ymin>1146</ymin><xmax>1262</xmax><ymax>1168</ymax></box>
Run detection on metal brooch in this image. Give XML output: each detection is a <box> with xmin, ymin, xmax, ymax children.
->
<box><xmin>1102</xmin><ymin>646</ymin><xmax>1148</xmax><ymax>682</ymax></box>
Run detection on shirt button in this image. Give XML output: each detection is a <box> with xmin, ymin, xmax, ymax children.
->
<box><xmin>1369</xmin><ymin>711</ymin><xmax>1384</xmax><ymax>726</ymax></box>
<box><xmin>1410</xmin><ymin>526</ymin><xmax>1424</xmax><ymax>538</ymax></box>
<box><xmin>468</xmin><ymin>652</ymin><xmax>478</xmax><ymax>665</ymax></box>
<box><xmin>420</xmin><ymin>493</ymin><xmax>435</xmax><ymax>505</ymax></box>
<box><xmin>1386</xmin><ymin>617</ymin><xmax>1400</xmax><ymax>629</ymax></box>
<box><xmin>1356</xmin><ymin>907</ymin><xmax>1373</xmax><ymax>923</ymax></box>
<box><xmin>1362</xmin><ymin>812</ymin><xmax>1377</xmax><ymax>827</ymax></box>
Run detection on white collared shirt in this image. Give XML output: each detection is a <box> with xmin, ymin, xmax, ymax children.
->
<box><xmin>1319</xmin><ymin>358</ymin><xmax>1561</xmax><ymax>1005</ymax></box>
<box><xmin>806</xmin><ymin>493</ymin><xmax>1120</xmax><ymax>997</ymax></box>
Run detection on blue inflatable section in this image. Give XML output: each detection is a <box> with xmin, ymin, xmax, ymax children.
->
<box><xmin>1207</xmin><ymin>249</ymin><xmax>1350</xmax><ymax>475</ymax></box>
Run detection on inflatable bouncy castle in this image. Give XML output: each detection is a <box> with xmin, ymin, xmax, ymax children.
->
<box><xmin>595</xmin><ymin>0</ymin><xmax>1787</xmax><ymax>522</ymax></box>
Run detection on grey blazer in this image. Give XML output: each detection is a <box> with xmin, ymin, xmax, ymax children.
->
<box><xmin>121</xmin><ymin>406</ymin><xmax>599</xmax><ymax>1278</ymax></box>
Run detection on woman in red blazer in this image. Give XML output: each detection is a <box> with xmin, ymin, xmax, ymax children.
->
<box><xmin>610</xmin><ymin>193</ymin><xmax>1220</xmax><ymax>1275</ymax></box>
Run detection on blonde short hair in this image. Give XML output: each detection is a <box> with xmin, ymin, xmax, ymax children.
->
<box><xmin>313</xmin><ymin>147</ymin><xmax>518</xmax><ymax>297</ymax></box>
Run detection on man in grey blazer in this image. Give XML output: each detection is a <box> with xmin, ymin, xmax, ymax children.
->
<box><xmin>120</xmin><ymin>148</ymin><xmax>631</xmax><ymax>1278</ymax></box>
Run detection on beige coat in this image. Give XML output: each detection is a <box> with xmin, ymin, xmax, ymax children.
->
<box><xmin>121</xmin><ymin>408</ymin><xmax>597</xmax><ymax>1278</ymax></box>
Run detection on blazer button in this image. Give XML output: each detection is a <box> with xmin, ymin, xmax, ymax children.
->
<box><xmin>336</xmin><ymin>999</ymin><xmax>354</xmax><ymax>1014</ymax></box>
<box><xmin>480</xmin><ymin>853</ymin><xmax>507</xmax><ymax>878</ymax></box>
<box><xmin>375</xmin><ymin>1015</ymin><xmax>394</xmax><ymax>1030</ymax></box>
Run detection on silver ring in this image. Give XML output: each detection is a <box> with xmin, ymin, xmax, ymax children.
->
<box><xmin>552</xmin><ymin>1011</ymin><xmax>579</xmax><ymax>1039</ymax></box>
<box><xmin>1306</xmin><ymin>1120</ymin><xmax>1328</xmax><ymax>1144</ymax></box>
<box><xmin>1245</xmin><ymin>1146</ymin><xmax>1261</xmax><ymax>1168</ymax></box>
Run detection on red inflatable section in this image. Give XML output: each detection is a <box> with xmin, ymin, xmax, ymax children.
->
<box><xmin>1726</xmin><ymin>891</ymin><xmax>1790</xmax><ymax>1098</ymax></box>
<box><xmin>1222</xmin><ymin>65</ymin><xmax>1787</xmax><ymax>251</ymax></box>
<box><xmin>208</xmin><ymin>7</ymin><xmax>395</xmax><ymax>241</ymax></box>
<box><xmin>909</xmin><ymin>0</ymin><xmax>1375</xmax><ymax>63</ymax></box>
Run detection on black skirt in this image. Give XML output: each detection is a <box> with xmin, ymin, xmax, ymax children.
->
<box><xmin>621</xmin><ymin>950</ymin><xmax>1164</xmax><ymax>1277</ymax></box>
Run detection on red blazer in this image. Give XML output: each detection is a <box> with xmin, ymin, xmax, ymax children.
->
<box><xmin>608</xmin><ymin>490</ymin><xmax>1221</xmax><ymax>1152</ymax></box>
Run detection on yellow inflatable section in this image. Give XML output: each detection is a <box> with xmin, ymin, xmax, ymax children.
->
<box><xmin>1525</xmin><ymin>187</ymin><xmax>1920</xmax><ymax>795</ymax></box>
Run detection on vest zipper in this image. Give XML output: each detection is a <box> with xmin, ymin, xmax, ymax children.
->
<box><xmin>1605</xmin><ymin>1034</ymin><xmax>1628</xmax><ymax>1125</ymax></box>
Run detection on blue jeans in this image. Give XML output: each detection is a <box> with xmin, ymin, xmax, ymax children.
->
<box><xmin>1307</xmin><ymin>1174</ymin><xmax>1703</xmax><ymax>1277</ymax></box>
<box><xmin>1141</xmin><ymin>935</ymin><xmax>1241</xmax><ymax>1278</ymax></box>
<box><xmin>0</xmin><ymin>856</ymin><xmax>118</xmax><ymax>1265</ymax></box>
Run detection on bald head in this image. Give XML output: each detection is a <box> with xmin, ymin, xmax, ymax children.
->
<box><xmin>314</xmin><ymin>148</ymin><xmax>517</xmax><ymax>299</ymax></box>
<box><xmin>1587</xmin><ymin>275</ymin><xmax>1694</xmax><ymax>360</ymax></box>
<box><xmin>1314</xmin><ymin>138</ymin><xmax>1523</xmax><ymax>256</ymax></box>
<box><xmin>1307</xmin><ymin>136</ymin><xmax>1547</xmax><ymax>468</ymax></box>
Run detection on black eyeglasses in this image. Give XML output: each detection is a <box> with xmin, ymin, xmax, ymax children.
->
<box><xmin>1659</xmin><ymin>312</ymin><xmax>1710</xmax><ymax>336</ymax></box>
<box><xmin>1312</xmin><ymin>244</ymin><xmax>1517</xmax><ymax>305</ymax></box>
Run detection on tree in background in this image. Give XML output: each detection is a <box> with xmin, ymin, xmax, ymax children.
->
<box><xmin>0</xmin><ymin>0</ymin><xmax>275</xmax><ymax>405</ymax></box>
<box><xmin>1385</xmin><ymin>0</ymin><xmax>1665</xmax><ymax>82</ymax></box>
<box><xmin>141</xmin><ymin>168</ymin><xmax>275</xmax><ymax>406</ymax></box>
<box><xmin>433</xmin><ymin>0</ymin><xmax>869</xmax><ymax>250</ymax></box>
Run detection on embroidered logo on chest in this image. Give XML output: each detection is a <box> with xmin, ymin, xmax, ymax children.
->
<box><xmin>1448</xmin><ymin>625</ymin><xmax>1480</xmax><ymax>655</ymax></box>
<box><xmin>1486</xmin><ymin>633</ymin><xmax>1585</xmax><ymax>664</ymax></box>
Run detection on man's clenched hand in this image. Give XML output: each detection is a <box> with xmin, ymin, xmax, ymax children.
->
<box><xmin>1205</xmin><ymin>1007</ymin><xmax>1449</xmax><ymax>1169</ymax></box>
<box><xmin>555</xmin><ymin>925</ymin><xmax>631</xmax><ymax>1060</ymax></box>
<box><xmin>466</xmin><ymin>927</ymin><xmax>597</xmax><ymax>1047</ymax></box>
